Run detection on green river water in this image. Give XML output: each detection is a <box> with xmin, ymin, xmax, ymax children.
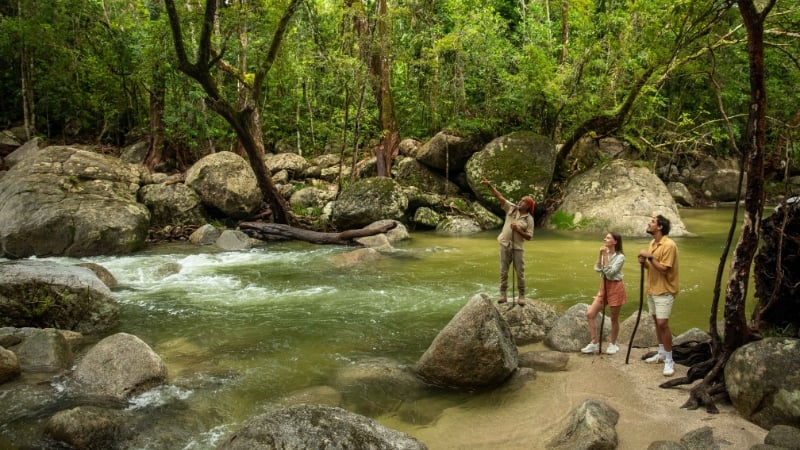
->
<box><xmin>2</xmin><ymin>207</ymin><xmax>757</xmax><ymax>449</ymax></box>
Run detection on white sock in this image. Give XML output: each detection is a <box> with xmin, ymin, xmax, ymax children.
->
<box><xmin>658</xmin><ymin>344</ymin><xmax>665</xmax><ymax>355</ymax></box>
<box><xmin>665</xmin><ymin>351</ymin><xmax>673</xmax><ymax>363</ymax></box>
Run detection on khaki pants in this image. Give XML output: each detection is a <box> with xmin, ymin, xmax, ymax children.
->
<box><xmin>499</xmin><ymin>244</ymin><xmax>525</xmax><ymax>296</ymax></box>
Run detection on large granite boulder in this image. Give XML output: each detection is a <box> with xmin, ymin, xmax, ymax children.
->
<box><xmin>184</xmin><ymin>151</ymin><xmax>261</xmax><ymax>219</ymax></box>
<box><xmin>394</xmin><ymin>157</ymin><xmax>461</xmax><ymax>196</ymax></box>
<box><xmin>217</xmin><ymin>404</ymin><xmax>427</xmax><ymax>450</ymax></box>
<box><xmin>332</xmin><ymin>357</ymin><xmax>427</xmax><ymax>415</ymax></box>
<box><xmin>0</xmin><ymin>146</ymin><xmax>150</xmax><ymax>258</ymax></box>
<box><xmin>72</xmin><ymin>333</ymin><xmax>167</xmax><ymax>402</ymax></box>
<box><xmin>465</xmin><ymin>131</ymin><xmax>557</xmax><ymax>214</ymax></box>
<box><xmin>415</xmin><ymin>131</ymin><xmax>482</xmax><ymax>174</ymax></box>
<box><xmin>414</xmin><ymin>293</ymin><xmax>518</xmax><ymax>389</ymax></box>
<box><xmin>554</xmin><ymin>159</ymin><xmax>689</xmax><ymax>236</ymax></box>
<box><xmin>137</xmin><ymin>182</ymin><xmax>207</xmax><ymax>226</ymax></box>
<box><xmin>0</xmin><ymin>261</ymin><xmax>119</xmax><ymax>334</ymax></box>
<box><xmin>725</xmin><ymin>337</ymin><xmax>800</xmax><ymax>428</ymax></box>
<box><xmin>3</xmin><ymin>137</ymin><xmax>43</xmax><ymax>169</ymax></box>
<box><xmin>45</xmin><ymin>406</ymin><xmax>130</xmax><ymax>450</ymax></box>
<box><xmin>330</xmin><ymin>177</ymin><xmax>408</xmax><ymax>230</ymax></box>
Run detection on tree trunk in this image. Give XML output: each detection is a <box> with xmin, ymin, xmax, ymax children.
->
<box><xmin>164</xmin><ymin>0</ymin><xmax>299</xmax><ymax>224</ymax></box>
<box><xmin>239</xmin><ymin>221</ymin><xmax>398</xmax><ymax>245</ymax></box>
<box><xmin>660</xmin><ymin>0</ymin><xmax>773</xmax><ymax>414</ymax></box>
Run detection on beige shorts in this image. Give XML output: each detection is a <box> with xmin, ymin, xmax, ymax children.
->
<box><xmin>648</xmin><ymin>293</ymin><xmax>675</xmax><ymax>319</ymax></box>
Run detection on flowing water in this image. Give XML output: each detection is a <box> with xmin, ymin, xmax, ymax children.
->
<box><xmin>2</xmin><ymin>207</ymin><xmax>755</xmax><ymax>449</ymax></box>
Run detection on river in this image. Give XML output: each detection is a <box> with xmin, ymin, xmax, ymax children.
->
<box><xmin>2</xmin><ymin>207</ymin><xmax>756</xmax><ymax>449</ymax></box>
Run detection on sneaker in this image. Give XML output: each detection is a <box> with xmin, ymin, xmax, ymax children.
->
<box><xmin>580</xmin><ymin>342</ymin><xmax>599</xmax><ymax>354</ymax></box>
<box><xmin>663</xmin><ymin>360</ymin><xmax>675</xmax><ymax>376</ymax></box>
<box><xmin>645</xmin><ymin>353</ymin><xmax>665</xmax><ymax>364</ymax></box>
<box><xmin>605</xmin><ymin>343</ymin><xmax>619</xmax><ymax>355</ymax></box>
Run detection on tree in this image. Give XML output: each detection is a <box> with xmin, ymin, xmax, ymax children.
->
<box><xmin>163</xmin><ymin>0</ymin><xmax>300</xmax><ymax>224</ymax></box>
<box><xmin>345</xmin><ymin>0</ymin><xmax>399</xmax><ymax>177</ymax></box>
<box><xmin>662</xmin><ymin>0</ymin><xmax>774</xmax><ymax>414</ymax></box>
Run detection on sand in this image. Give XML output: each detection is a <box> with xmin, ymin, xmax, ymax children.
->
<box><xmin>397</xmin><ymin>344</ymin><xmax>767</xmax><ymax>449</ymax></box>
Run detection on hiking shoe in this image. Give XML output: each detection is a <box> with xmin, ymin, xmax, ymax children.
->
<box><xmin>663</xmin><ymin>360</ymin><xmax>675</xmax><ymax>376</ymax></box>
<box><xmin>497</xmin><ymin>297</ymin><xmax>508</xmax><ymax>304</ymax></box>
<box><xmin>645</xmin><ymin>353</ymin><xmax>665</xmax><ymax>364</ymax></box>
<box><xmin>605</xmin><ymin>343</ymin><xmax>620</xmax><ymax>355</ymax></box>
<box><xmin>580</xmin><ymin>342</ymin><xmax>599</xmax><ymax>354</ymax></box>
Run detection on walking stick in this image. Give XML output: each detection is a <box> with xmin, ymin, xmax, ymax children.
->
<box><xmin>511</xmin><ymin>230</ymin><xmax>516</xmax><ymax>305</ymax></box>
<box><xmin>625</xmin><ymin>262</ymin><xmax>645</xmax><ymax>364</ymax></box>
<box><xmin>599</xmin><ymin>275</ymin><xmax>607</xmax><ymax>354</ymax></box>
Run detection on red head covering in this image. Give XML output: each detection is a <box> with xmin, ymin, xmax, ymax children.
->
<box><xmin>521</xmin><ymin>196</ymin><xmax>535</xmax><ymax>212</ymax></box>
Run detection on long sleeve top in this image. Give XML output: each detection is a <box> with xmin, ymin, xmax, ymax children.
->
<box><xmin>594</xmin><ymin>252</ymin><xmax>625</xmax><ymax>281</ymax></box>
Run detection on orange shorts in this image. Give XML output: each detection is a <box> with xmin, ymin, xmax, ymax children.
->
<box><xmin>592</xmin><ymin>279</ymin><xmax>627</xmax><ymax>307</ymax></box>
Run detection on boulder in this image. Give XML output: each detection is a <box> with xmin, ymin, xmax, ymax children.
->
<box><xmin>414</xmin><ymin>293</ymin><xmax>518</xmax><ymax>389</ymax></box>
<box><xmin>189</xmin><ymin>223</ymin><xmax>220</xmax><ymax>245</ymax></box>
<box><xmin>330</xmin><ymin>177</ymin><xmax>408</xmax><ymax>230</ymax></box>
<box><xmin>702</xmin><ymin>169</ymin><xmax>745</xmax><ymax>202</ymax></box>
<box><xmin>75</xmin><ymin>262</ymin><xmax>118</xmax><ymax>289</ymax></box>
<box><xmin>555</xmin><ymin>159</ymin><xmax>690</xmax><ymax>236</ymax></box>
<box><xmin>435</xmin><ymin>215</ymin><xmax>483</xmax><ymax>235</ymax></box>
<box><xmin>466</xmin><ymin>131</ymin><xmax>556</xmax><ymax>213</ymax></box>
<box><xmin>217</xmin><ymin>404</ymin><xmax>427</xmax><ymax>450</ymax></box>
<box><xmin>545</xmin><ymin>303</ymin><xmax>611</xmax><ymax>352</ymax></box>
<box><xmin>763</xmin><ymin>424</ymin><xmax>800</xmax><ymax>449</ymax></box>
<box><xmin>0</xmin><ymin>260</ymin><xmax>119</xmax><ymax>334</ymax></box>
<box><xmin>394</xmin><ymin>157</ymin><xmax>460</xmax><ymax>196</ymax></box>
<box><xmin>725</xmin><ymin>337</ymin><xmax>800</xmax><ymax>428</ymax></box>
<box><xmin>546</xmin><ymin>399</ymin><xmax>619</xmax><ymax>450</ymax></box>
<box><xmin>496</xmin><ymin>299</ymin><xmax>560</xmax><ymax>344</ymax></box>
<box><xmin>72</xmin><ymin>332</ymin><xmax>167</xmax><ymax>402</ymax></box>
<box><xmin>265</xmin><ymin>152</ymin><xmax>311</xmax><ymax>178</ymax></box>
<box><xmin>667</xmin><ymin>181</ymin><xmax>695</xmax><ymax>207</ymax></box>
<box><xmin>4</xmin><ymin>137</ymin><xmax>42</xmax><ymax>168</ymax></box>
<box><xmin>0</xmin><ymin>146</ymin><xmax>150</xmax><ymax>258</ymax></box>
<box><xmin>185</xmin><ymin>151</ymin><xmax>261</xmax><ymax>219</ymax></box>
<box><xmin>137</xmin><ymin>182</ymin><xmax>207</xmax><ymax>226</ymax></box>
<box><xmin>415</xmin><ymin>131</ymin><xmax>480</xmax><ymax>174</ymax></box>
<box><xmin>518</xmin><ymin>350</ymin><xmax>570</xmax><ymax>372</ymax></box>
<box><xmin>45</xmin><ymin>406</ymin><xmax>130</xmax><ymax>450</ymax></box>
<box><xmin>333</xmin><ymin>357</ymin><xmax>426</xmax><ymax>415</ymax></box>
<box><xmin>215</xmin><ymin>229</ymin><xmax>253</xmax><ymax>251</ymax></box>
<box><xmin>0</xmin><ymin>346</ymin><xmax>20</xmax><ymax>384</ymax></box>
<box><xmin>618</xmin><ymin>312</ymin><xmax>659</xmax><ymax>348</ymax></box>
<box><xmin>15</xmin><ymin>328</ymin><xmax>73</xmax><ymax>373</ymax></box>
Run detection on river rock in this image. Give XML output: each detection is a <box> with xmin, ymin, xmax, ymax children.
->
<box><xmin>724</xmin><ymin>337</ymin><xmax>800</xmax><ymax>429</ymax></box>
<box><xmin>518</xmin><ymin>350</ymin><xmax>570</xmax><ymax>372</ymax></box>
<box><xmin>333</xmin><ymin>357</ymin><xmax>426</xmax><ymax>415</ymax></box>
<box><xmin>4</xmin><ymin>137</ymin><xmax>42</xmax><ymax>169</ymax></box>
<box><xmin>415</xmin><ymin>131</ymin><xmax>482</xmax><ymax>174</ymax></box>
<box><xmin>0</xmin><ymin>260</ymin><xmax>119</xmax><ymax>334</ymax></box>
<box><xmin>0</xmin><ymin>346</ymin><xmax>20</xmax><ymax>384</ymax></box>
<box><xmin>546</xmin><ymin>399</ymin><xmax>619</xmax><ymax>450</ymax></box>
<box><xmin>217</xmin><ymin>404</ymin><xmax>428</xmax><ymax>450</ymax></box>
<box><xmin>395</xmin><ymin>157</ymin><xmax>461</xmax><ymax>196</ymax></box>
<box><xmin>555</xmin><ymin>159</ymin><xmax>689</xmax><ymax>236</ymax></box>
<box><xmin>137</xmin><ymin>182</ymin><xmax>207</xmax><ymax>226</ymax></box>
<box><xmin>330</xmin><ymin>177</ymin><xmax>408</xmax><ymax>229</ymax></box>
<box><xmin>618</xmin><ymin>312</ymin><xmax>659</xmax><ymax>348</ymax></box>
<box><xmin>545</xmin><ymin>303</ymin><xmax>611</xmax><ymax>352</ymax></box>
<box><xmin>15</xmin><ymin>328</ymin><xmax>73</xmax><ymax>373</ymax></box>
<box><xmin>72</xmin><ymin>332</ymin><xmax>167</xmax><ymax>402</ymax></box>
<box><xmin>0</xmin><ymin>146</ymin><xmax>150</xmax><ymax>258</ymax></box>
<box><xmin>185</xmin><ymin>151</ymin><xmax>261</xmax><ymax>219</ymax></box>
<box><xmin>466</xmin><ymin>131</ymin><xmax>557</xmax><ymax>213</ymax></box>
<box><xmin>45</xmin><ymin>406</ymin><xmax>130</xmax><ymax>450</ymax></box>
<box><xmin>215</xmin><ymin>229</ymin><xmax>253</xmax><ymax>251</ymax></box>
<box><xmin>414</xmin><ymin>293</ymin><xmax>518</xmax><ymax>389</ymax></box>
<box><xmin>497</xmin><ymin>299</ymin><xmax>560</xmax><ymax>344</ymax></box>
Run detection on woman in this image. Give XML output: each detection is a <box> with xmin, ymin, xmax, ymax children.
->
<box><xmin>581</xmin><ymin>232</ymin><xmax>627</xmax><ymax>355</ymax></box>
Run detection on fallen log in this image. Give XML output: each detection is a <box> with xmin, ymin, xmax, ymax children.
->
<box><xmin>239</xmin><ymin>221</ymin><xmax>398</xmax><ymax>246</ymax></box>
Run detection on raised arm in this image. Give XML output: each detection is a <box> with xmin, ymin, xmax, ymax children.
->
<box><xmin>481</xmin><ymin>178</ymin><xmax>507</xmax><ymax>204</ymax></box>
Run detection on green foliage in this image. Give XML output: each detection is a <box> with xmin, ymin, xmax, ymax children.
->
<box><xmin>0</xmin><ymin>0</ymin><xmax>797</xmax><ymax>175</ymax></box>
<box><xmin>550</xmin><ymin>210</ymin><xmax>592</xmax><ymax>231</ymax></box>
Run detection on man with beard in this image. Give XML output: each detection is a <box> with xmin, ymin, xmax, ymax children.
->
<box><xmin>638</xmin><ymin>214</ymin><xmax>680</xmax><ymax>376</ymax></box>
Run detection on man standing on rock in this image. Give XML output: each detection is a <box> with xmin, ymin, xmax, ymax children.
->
<box><xmin>481</xmin><ymin>178</ymin><xmax>534</xmax><ymax>306</ymax></box>
<box><xmin>638</xmin><ymin>214</ymin><xmax>680</xmax><ymax>376</ymax></box>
